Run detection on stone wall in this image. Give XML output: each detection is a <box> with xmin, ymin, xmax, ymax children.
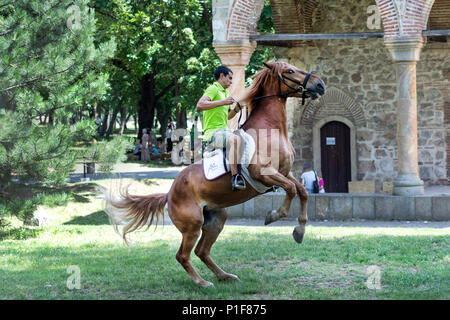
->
<box><xmin>226</xmin><ymin>192</ymin><xmax>450</xmax><ymax>221</ymax></box>
<box><xmin>274</xmin><ymin>0</ymin><xmax>449</xmax><ymax>190</ymax></box>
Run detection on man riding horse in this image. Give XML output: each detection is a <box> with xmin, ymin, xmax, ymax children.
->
<box><xmin>104</xmin><ymin>61</ymin><xmax>326</xmax><ymax>287</ymax></box>
<box><xmin>196</xmin><ymin>65</ymin><xmax>246</xmax><ymax>191</ymax></box>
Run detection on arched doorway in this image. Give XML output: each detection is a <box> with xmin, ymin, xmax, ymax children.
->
<box><xmin>320</xmin><ymin>121</ymin><xmax>351</xmax><ymax>193</ymax></box>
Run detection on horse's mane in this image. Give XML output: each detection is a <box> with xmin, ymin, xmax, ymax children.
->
<box><xmin>242</xmin><ymin>61</ymin><xmax>289</xmax><ymax>115</ymax></box>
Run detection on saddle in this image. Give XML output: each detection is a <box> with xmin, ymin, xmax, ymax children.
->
<box><xmin>202</xmin><ymin>129</ymin><xmax>274</xmax><ymax>193</ymax></box>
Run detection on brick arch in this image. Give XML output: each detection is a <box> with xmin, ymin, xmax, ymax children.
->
<box><xmin>375</xmin><ymin>0</ymin><xmax>435</xmax><ymax>37</ymax></box>
<box><xmin>428</xmin><ymin>0</ymin><xmax>450</xmax><ymax>29</ymax></box>
<box><xmin>226</xmin><ymin>0</ymin><xmax>266</xmax><ymax>40</ymax></box>
<box><xmin>300</xmin><ymin>87</ymin><xmax>366</xmax><ymax>126</ymax></box>
<box><xmin>297</xmin><ymin>0</ymin><xmax>321</xmax><ymax>34</ymax></box>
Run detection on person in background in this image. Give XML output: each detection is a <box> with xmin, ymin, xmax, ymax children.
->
<box><xmin>141</xmin><ymin>128</ymin><xmax>150</xmax><ymax>162</ymax></box>
<box><xmin>300</xmin><ymin>161</ymin><xmax>319</xmax><ymax>194</ymax></box>
<box><xmin>133</xmin><ymin>139</ymin><xmax>142</xmax><ymax>157</ymax></box>
<box><xmin>166</xmin><ymin>123</ymin><xmax>173</xmax><ymax>152</ymax></box>
<box><xmin>317</xmin><ymin>169</ymin><xmax>325</xmax><ymax>193</ymax></box>
<box><xmin>95</xmin><ymin>115</ymin><xmax>103</xmax><ymax>136</ymax></box>
<box><xmin>156</xmin><ymin>137</ymin><xmax>166</xmax><ymax>153</ymax></box>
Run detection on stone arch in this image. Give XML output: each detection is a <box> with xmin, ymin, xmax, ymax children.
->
<box><xmin>300</xmin><ymin>87</ymin><xmax>366</xmax><ymax>126</ymax></box>
<box><xmin>375</xmin><ymin>0</ymin><xmax>436</xmax><ymax>38</ymax></box>
<box><xmin>312</xmin><ymin>116</ymin><xmax>358</xmax><ymax>182</ymax></box>
<box><xmin>226</xmin><ymin>0</ymin><xmax>266</xmax><ymax>40</ymax></box>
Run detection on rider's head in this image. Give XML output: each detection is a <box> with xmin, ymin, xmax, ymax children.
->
<box><xmin>214</xmin><ymin>66</ymin><xmax>233</xmax><ymax>89</ymax></box>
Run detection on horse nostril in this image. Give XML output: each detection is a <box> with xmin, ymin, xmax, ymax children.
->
<box><xmin>316</xmin><ymin>82</ymin><xmax>325</xmax><ymax>94</ymax></box>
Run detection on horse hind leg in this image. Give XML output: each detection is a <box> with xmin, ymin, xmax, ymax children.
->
<box><xmin>194</xmin><ymin>207</ymin><xmax>240</xmax><ymax>282</ymax></box>
<box><xmin>170</xmin><ymin>201</ymin><xmax>214</xmax><ymax>288</ymax></box>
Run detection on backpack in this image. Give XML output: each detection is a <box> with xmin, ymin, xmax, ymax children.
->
<box><xmin>312</xmin><ymin>171</ymin><xmax>319</xmax><ymax>194</ymax></box>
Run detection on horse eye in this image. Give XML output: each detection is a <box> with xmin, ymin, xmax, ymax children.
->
<box><xmin>288</xmin><ymin>70</ymin><xmax>294</xmax><ymax>74</ymax></box>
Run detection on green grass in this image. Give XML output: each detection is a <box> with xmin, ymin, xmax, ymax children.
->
<box><xmin>0</xmin><ymin>179</ymin><xmax>449</xmax><ymax>300</ymax></box>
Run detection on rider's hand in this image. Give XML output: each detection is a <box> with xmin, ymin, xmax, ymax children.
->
<box><xmin>223</xmin><ymin>96</ymin><xmax>235</xmax><ymax>106</ymax></box>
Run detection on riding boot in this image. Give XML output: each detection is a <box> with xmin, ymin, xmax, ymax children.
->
<box><xmin>231</xmin><ymin>173</ymin><xmax>246</xmax><ymax>191</ymax></box>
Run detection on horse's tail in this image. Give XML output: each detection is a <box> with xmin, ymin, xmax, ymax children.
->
<box><xmin>103</xmin><ymin>184</ymin><xmax>168</xmax><ymax>245</ymax></box>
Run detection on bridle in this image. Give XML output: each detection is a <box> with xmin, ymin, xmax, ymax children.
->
<box><xmin>236</xmin><ymin>71</ymin><xmax>313</xmax><ymax>128</ymax></box>
<box><xmin>251</xmin><ymin>71</ymin><xmax>313</xmax><ymax>106</ymax></box>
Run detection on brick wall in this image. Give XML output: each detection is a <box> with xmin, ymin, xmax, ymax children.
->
<box><xmin>227</xmin><ymin>0</ymin><xmax>266</xmax><ymax>40</ymax></box>
<box><xmin>375</xmin><ymin>0</ymin><xmax>435</xmax><ymax>37</ymax></box>
<box><xmin>428</xmin><ymin>0</ymin><xmax>450</xmax><ymax>29</ymax></box>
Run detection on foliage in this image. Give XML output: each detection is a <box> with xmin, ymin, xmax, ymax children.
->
<box><xmin>92</xmin><ymin>0</ymin><xmax>221</xmax><ymax>130</ymax></box>
<box><xmin>0</xmin><ymin>0</ymin><xmax>116</xmax><ymax>188</ymax></box>
<box><xmin>0</xmin><ymin>0</ymin><xmax>128</xmax><ymax>229</ymax></box>
<box><xmin>82</xmin><ymin>135</ymin><xmax>133</xmax><ymax>172</ymax></box>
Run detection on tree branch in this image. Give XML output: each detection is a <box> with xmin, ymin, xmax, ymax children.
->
<box><xmin>111</xmin><ymin>58</ymin><xmax>131</xmax><ymax>73</ymax></box>
<box><xmin>155</xmin><ymin>82</ymin><xmax>175</xmax><ymax>101</ymax></box>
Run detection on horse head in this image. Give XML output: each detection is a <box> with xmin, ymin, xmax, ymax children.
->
<box><xmin>263</xmin><ymin>61</ymin><xmax>326</xmax><ymax>101</ymax></box>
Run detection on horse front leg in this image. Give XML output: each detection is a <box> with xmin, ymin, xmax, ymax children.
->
<box><xmin>287</xmin><ymin>172</ymin><xmax>308</xmax><ymax>244</ymax></box>
<box><xmin>251</xmin><ymin>166</ymin><xmax>297</xmax><ymax>225</ymax></box>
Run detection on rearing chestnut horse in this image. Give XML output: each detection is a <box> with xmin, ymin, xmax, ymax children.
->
<box><xmin>104</xmin><ymin>61</ymin><xmax>326</xmax><ymax>287</ymax></box>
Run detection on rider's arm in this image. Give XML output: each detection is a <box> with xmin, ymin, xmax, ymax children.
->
<box><xmin>196</xmin><ymin>96</ymin><xmax>235</xmax><ymax>111</ymax></box>
<box><xmin>228</xmin><ymin>102</ymin><xmax>242</xmax><ymax>120</ymax></box>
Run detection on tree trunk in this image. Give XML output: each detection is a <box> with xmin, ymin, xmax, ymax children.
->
<box><xmin>156</xmin><ymin>104</ymin><xmax>170</xmax><ymax>138</ymax></box>
<box><xmin>138</xmin><ymin>73</ymin><xmax>156</xmax><ymax>139</ymax></box>
<box><xmin>118</xmin><ymin>107</ymin><xmax>128</xmax><ymax>135</ymax></box>
<box><xmin>101</xmin><ymin>107</ymin><xmax>109</xmax><ymax>137</ymax></box>
<box><xmin>174</xmin><ymin>76</ymin><xmax>187</xmax><ymax>129</ymax></box>
<box><xmin>106</xmin><ymin>108</ymin><xmax>119</xmax><ymax>138</ymax></box>
<box><xmin>48</xmin><ymin>110</ymin><xmax>54</xmax><ymax>125</ymax></box>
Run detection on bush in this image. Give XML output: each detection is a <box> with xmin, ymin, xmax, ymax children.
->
<box><xmin>82</xmin><ymin>135</ymin><xmax>133</xmax><ymax>172</ymax></box>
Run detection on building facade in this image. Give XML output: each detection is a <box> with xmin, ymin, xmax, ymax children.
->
<box><xmin>212</xmin><ymin>0</ymin><xmax>450</xmax><ymax>194</ymax></box>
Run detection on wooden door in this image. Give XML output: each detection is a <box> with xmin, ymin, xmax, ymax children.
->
<box><xmin>320</xmin><ymin>121</ymin><xmax>351</xmax><ymax>193</ymax></box>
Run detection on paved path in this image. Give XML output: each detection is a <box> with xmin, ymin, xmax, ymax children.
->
<box><xmin>69</xmin><ymin>170</ymin><xmax>182</xmax><ymax>182</ymax></box>
<box><xmin>69</xmin><ymin>161</ymin><xmax>450</xmax><ymax>196</ymax></box>
<box><xmin>153</xmin><ymin>214</ymin><xmax>450</xmax><ymax>229</ymax></box>
<box><xmin>69</xmin><ymin>162</ymin><xmax>185</xmax><ymax>182</ymax></box>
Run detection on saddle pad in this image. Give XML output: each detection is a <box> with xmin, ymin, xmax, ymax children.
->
<box><xmin>202</xmin><ymin>129</ymin><xmax>256</xmax><ymax>181</ymax></box>
<box><xmin>203</xmin><ymin>149</ymin><xmax>228</xmax><ymax>180</ymax></box>
<box><xmin>202</xmin><ymin>130</ymin><xmax>275</xmax><ymax>193</ymax></box>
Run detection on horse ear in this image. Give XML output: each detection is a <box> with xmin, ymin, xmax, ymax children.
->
<box><xmin>263</xmin><ymin>62</ymin><xmax>274</xmax><ymax>70</ymax></box>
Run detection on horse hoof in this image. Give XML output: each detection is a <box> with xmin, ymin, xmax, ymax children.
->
<box><xmin>199</xmin><ymin>281</ymin><xmax>215</xmax><ymax>288</ymax></box>
<box><xmin>292</xmin><ymin>227</ymin><xmax>304</xmax><ymax>244</ymax></box>
<box><xmin>220</xmin><ymin>273</ymin><xmax>240</xmax><ymax>282</ymax></box>
<box><xmin>264</xmin><ymin>210</ymin><xmax>277</xmax><ymax>225</ymax></box>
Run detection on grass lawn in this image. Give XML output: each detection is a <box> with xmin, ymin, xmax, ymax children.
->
<box><xmin>0</xmin><ymin>178</ymin><xmax>449</xmax><ymax>300</ymax></box>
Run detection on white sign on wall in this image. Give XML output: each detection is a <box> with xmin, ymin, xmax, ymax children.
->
<box><xmin>326</xmin><ymin>137</ymin><xmax>336</xmax><ymax>145</ymax></box>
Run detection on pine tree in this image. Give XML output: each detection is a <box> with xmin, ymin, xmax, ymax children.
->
<box><xmin>0</xmin><ymin>0</ymin><xmax>117</xmax><ymax>191</ymax></box>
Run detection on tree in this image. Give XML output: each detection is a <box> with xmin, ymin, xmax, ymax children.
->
<box><xmin>0</xmin><ymin>0</ymin><xmax>120</xmax><ymax>189</ymax></box>
<box><xmin>92</xmin><ymin>0</ymin><xmax>220</xmax><ymax>137</ymax></box>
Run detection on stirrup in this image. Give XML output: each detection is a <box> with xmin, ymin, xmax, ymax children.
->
<box><xmin>232</xmin><ymin>174</ymin><xmax>246</xmax><ymax>191</ymax></box>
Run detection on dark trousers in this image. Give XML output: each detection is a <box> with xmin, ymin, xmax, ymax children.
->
<box><xmin>167</xmin><ymin>138</ymin><xmax>173</xmax><ymax>152</ymax></box>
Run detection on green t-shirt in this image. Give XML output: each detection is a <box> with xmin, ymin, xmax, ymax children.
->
<box><xmin>202</xmin><ymin>82</ymin><xmax>230</xmax><ymax>141</ymax></box>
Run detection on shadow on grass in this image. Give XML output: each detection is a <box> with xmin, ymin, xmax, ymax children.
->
<box><xmin>0</xmin><ymin>232</ymin><xmax>448</xmax><ymax>299</ymax></box>
<box><xmin>0</xmin><ymin>227</ymin><xmax>42</xmax><ymax>241</ymax></box>
<box><xmin>2</xmin><ymin>182</ymin><xmax>99</xmax><ymax>204</ymax></box>
<box><xmin>63</xmin><ymin>210</ymin><xmax>110</xmax><ymax>226</ymax></box>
